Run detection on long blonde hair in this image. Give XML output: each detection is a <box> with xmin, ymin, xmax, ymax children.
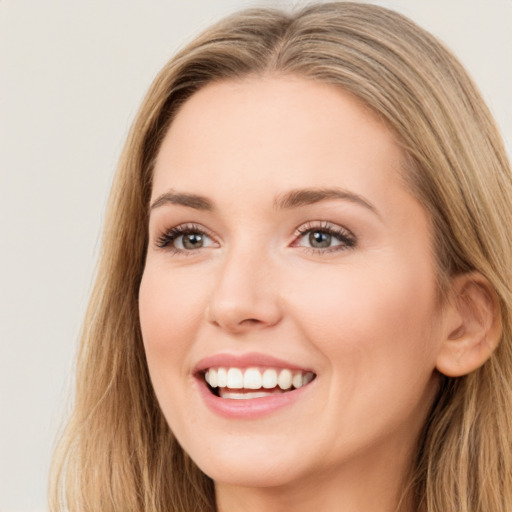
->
<box><xmin>50</xmin><ymin>3</ymin><xmax>512</xmax><ymax>511</ymax></box>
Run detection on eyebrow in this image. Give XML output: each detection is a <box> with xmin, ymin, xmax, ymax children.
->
<box><xmin>150</xmin><ymin>190</ymin><xmax>213</xmax><ymax>211</ymax></box>
<box><xmin>274</xmin><ymin>187</ymin><xmax>380</xmax><ymax>216</ymax></box>
<box><xmin>149</xmin><ymin>186</ymin><xmax>379</xmax><ymax>216</ymax></box>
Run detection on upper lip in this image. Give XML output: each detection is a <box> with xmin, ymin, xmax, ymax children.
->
<box><xmin>194</xmin><ymin>352</ymin><xmax>315</xmax><ymax>374</ymax></box>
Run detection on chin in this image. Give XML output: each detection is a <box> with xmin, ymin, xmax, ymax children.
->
<box><xmin>197</xmin><ymin>455</ymin><xmax>306</xmax><ymax>489</ymax></box>
<box><xmin>177</xmin><ymin>431</ymin><xmax>313</xmax><ymax>489</ymax></box>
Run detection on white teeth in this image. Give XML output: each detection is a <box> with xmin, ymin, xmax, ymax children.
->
<box><xmin>204</xmin><ymin>366</ymin><xmax>315</xmax><ymax>394</ymax></box>
<box><xmin>243</xmin><ymin>367</ymin><xmax>262</xmax><ymax>389</ymax></box>
<box><xmin>220</xmin><ymin>390</ymin><xmax>271</xmax><ymax>400</ymax></box>
<box><xmin>278</xmin><ymin>369</ymin><xmax>292</xmax><ymax>390</ymax></box>
<box><xmin>209</xmin><ymin>368</ymin><xmax>218</xmax><ymax>388</ymax></box>
<box><xmin>303</xmin><ymin>372</ymin><xmax>314</xmax><ymax>385</ymax></box>
<box><xmin>262</xmin><ymin>368</ymin><xmax>277</xmax><ymax>389</ymax></box>
<box><xmin>226</xmin><ymin>368</ymin><xmax>243</xmax><ymax>389</ymax></box>
<box><xmin>292</xmin><ymin>372</ymin><xmax>303</xmax><ymax>389</ymax></box>
<box><xmin>217</xmin><ymin>367</ymin><xmax>227</xmax><ymax>387</ymax></box>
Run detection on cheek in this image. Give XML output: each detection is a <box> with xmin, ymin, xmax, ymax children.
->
<box><xmin>286</xmin><ymin>256</ymin><xmax>440</xmax><ymax>381</ymax></box>
<box><xmin>282</xmin><ymin>258</ymin><xmax>442</xmax><ymax>452</ymax></box>
<box><xmin>138</xmin><ymin>262</ymin><xmax>216</xmax><ymax>437</ymax></box>
<box><xmin>138</xmin><ymin>262</ymin><xmax>208</xmax><ymax>377</ymax></box>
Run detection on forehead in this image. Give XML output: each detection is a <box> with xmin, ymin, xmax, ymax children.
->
<box><xmin>152</xmin><ymin>76</ymin><xmax>406</xmax><ymax>208</ymax></box>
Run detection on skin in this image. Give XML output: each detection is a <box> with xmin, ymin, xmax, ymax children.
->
<box><xmin>139</xmin><ymin>76</ymin><xmax>453</xmax><ymax>512</ymax></box>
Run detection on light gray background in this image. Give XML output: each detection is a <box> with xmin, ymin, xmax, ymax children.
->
<box><xmin>1</xmin><ymin>1</ymin><xmax>510</xmax><ymax>511</ymax></box>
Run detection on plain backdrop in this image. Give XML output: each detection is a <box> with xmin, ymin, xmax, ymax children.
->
<box><xmin>0</xmin><ymin>1</ymin><xmax>510</xmax><ymax>511</ymax></box>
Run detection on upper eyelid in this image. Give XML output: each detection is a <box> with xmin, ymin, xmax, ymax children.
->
<box><xmin>156</xmin><ymin>222</ymin><xmax>214</xmax><ymax>238</ymax></box>
<box><xmin>154</xmin><ymin>220</ymin><xmax>351</xmax><ymax>236</ymax></box>
<box><xmin>293</xmin><ymin>220</ymin><xmax>355</xmax><ymax>237</ymax></box>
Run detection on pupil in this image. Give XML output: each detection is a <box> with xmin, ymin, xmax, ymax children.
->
<box><xmin>309</xmin><ymin>230</ymin><xmax>331</xmax><ymax>248</ymax></box>
<box><xmin>183</xmin><ymin>233</ymin><xmax>203</xmax><ymax>249</ymax></box>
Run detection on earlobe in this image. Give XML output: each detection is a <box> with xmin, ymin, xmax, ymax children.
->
<box><xmin>435</xmin><ymin>273</ymin><xmax>502</xmax><ymax>377</ymax></box>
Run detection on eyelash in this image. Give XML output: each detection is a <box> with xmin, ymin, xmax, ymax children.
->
<box><xmin>154</xmin><ymin>221</ymin><xmax>356</xmax><ymax>254</ymax></box>
<box><xmin>155</xmin><ymin>223</ymin><xmax>214</xmax><ymax>254</ymax></box>
<box><xmin>293</xmin><ymin>221</ymin><xmax>356</xmax><ymax>253</ymax></box>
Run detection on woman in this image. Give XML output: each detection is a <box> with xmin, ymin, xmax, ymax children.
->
<box><xmin>50</xmin><ymin>2</ymin><xmax>512</xmax><ymax>511</ymax></box>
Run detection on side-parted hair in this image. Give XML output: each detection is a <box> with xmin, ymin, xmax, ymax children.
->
<box><xmin>50</xmin><ymin>3</ymin><xmax>512</xmax><ymax>511</ymax></box>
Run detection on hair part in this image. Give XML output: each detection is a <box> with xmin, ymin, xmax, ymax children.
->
<box><xmin>50</xmin><ymin>3</ymin><xmax>512</xmax><ymax>511</ymax></box>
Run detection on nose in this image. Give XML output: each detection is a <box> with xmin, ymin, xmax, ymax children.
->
<box><xmin>207</xmin><ymin>246</ymin><xmax>283</xmax><ymax>334</ymax></box>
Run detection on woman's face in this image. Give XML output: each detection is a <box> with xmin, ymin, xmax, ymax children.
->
<box><xmin>139</xmin><ymin>76</ymin><xmax>445</xmax><ymax>493</ymax></box>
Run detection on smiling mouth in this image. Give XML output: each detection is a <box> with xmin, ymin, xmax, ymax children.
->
<box><xmin>203</xmin><ymin>367</ymin><xmax>316</xmax><ymax>399</ymax></box>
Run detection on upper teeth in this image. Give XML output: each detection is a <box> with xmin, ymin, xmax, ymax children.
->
<box><xmin>204</xmin><ymin>367</ymin><xmax>314</xmax><ymax>390</ymax></box>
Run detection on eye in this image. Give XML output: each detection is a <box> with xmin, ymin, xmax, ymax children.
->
<box><xmin>293</xmin><ymin>222</ymin><xmax>356</xmax><ymax>252</ymax></box>
<box><xmin>155</xmin><ymin>223</ymin><xmax>217</xmax><ymax>252</ymax></box>
<box><xmin>175</xmin><ymin>232</ymin><xmax>210</xmax><ymax>250</ymax></box>
<box><xmin>307</xmin><ymin>230</ymin><xmax>334</xmax><ymax>249</ymax></box>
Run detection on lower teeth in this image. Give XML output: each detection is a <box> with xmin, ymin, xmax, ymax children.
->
<box><xmin>216</xmin><ymin>387</ymin><xmax>289</xmax><ymax>400</ymax></box>
<box><xmin>220</xmin><ymin>390</ymin><xmax>278</xmax><ymax>400</ymax></box>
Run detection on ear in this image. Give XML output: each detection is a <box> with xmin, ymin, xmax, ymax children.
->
<box><xmin>436</xmin><ymin>272</ymin><xmax>502</xmax><ymax>377</ymax></box>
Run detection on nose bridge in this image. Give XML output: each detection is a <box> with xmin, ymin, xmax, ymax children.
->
<box><xmin>207</xmin><ymin>236</ymin><xmax>282</xmax><ymax>332</ymax></box>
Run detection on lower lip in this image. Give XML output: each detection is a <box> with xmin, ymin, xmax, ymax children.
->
<box><xmin>196</xmin><ymin>378</ymin><xmax>312</xmax><ymax>419</ymax></box>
